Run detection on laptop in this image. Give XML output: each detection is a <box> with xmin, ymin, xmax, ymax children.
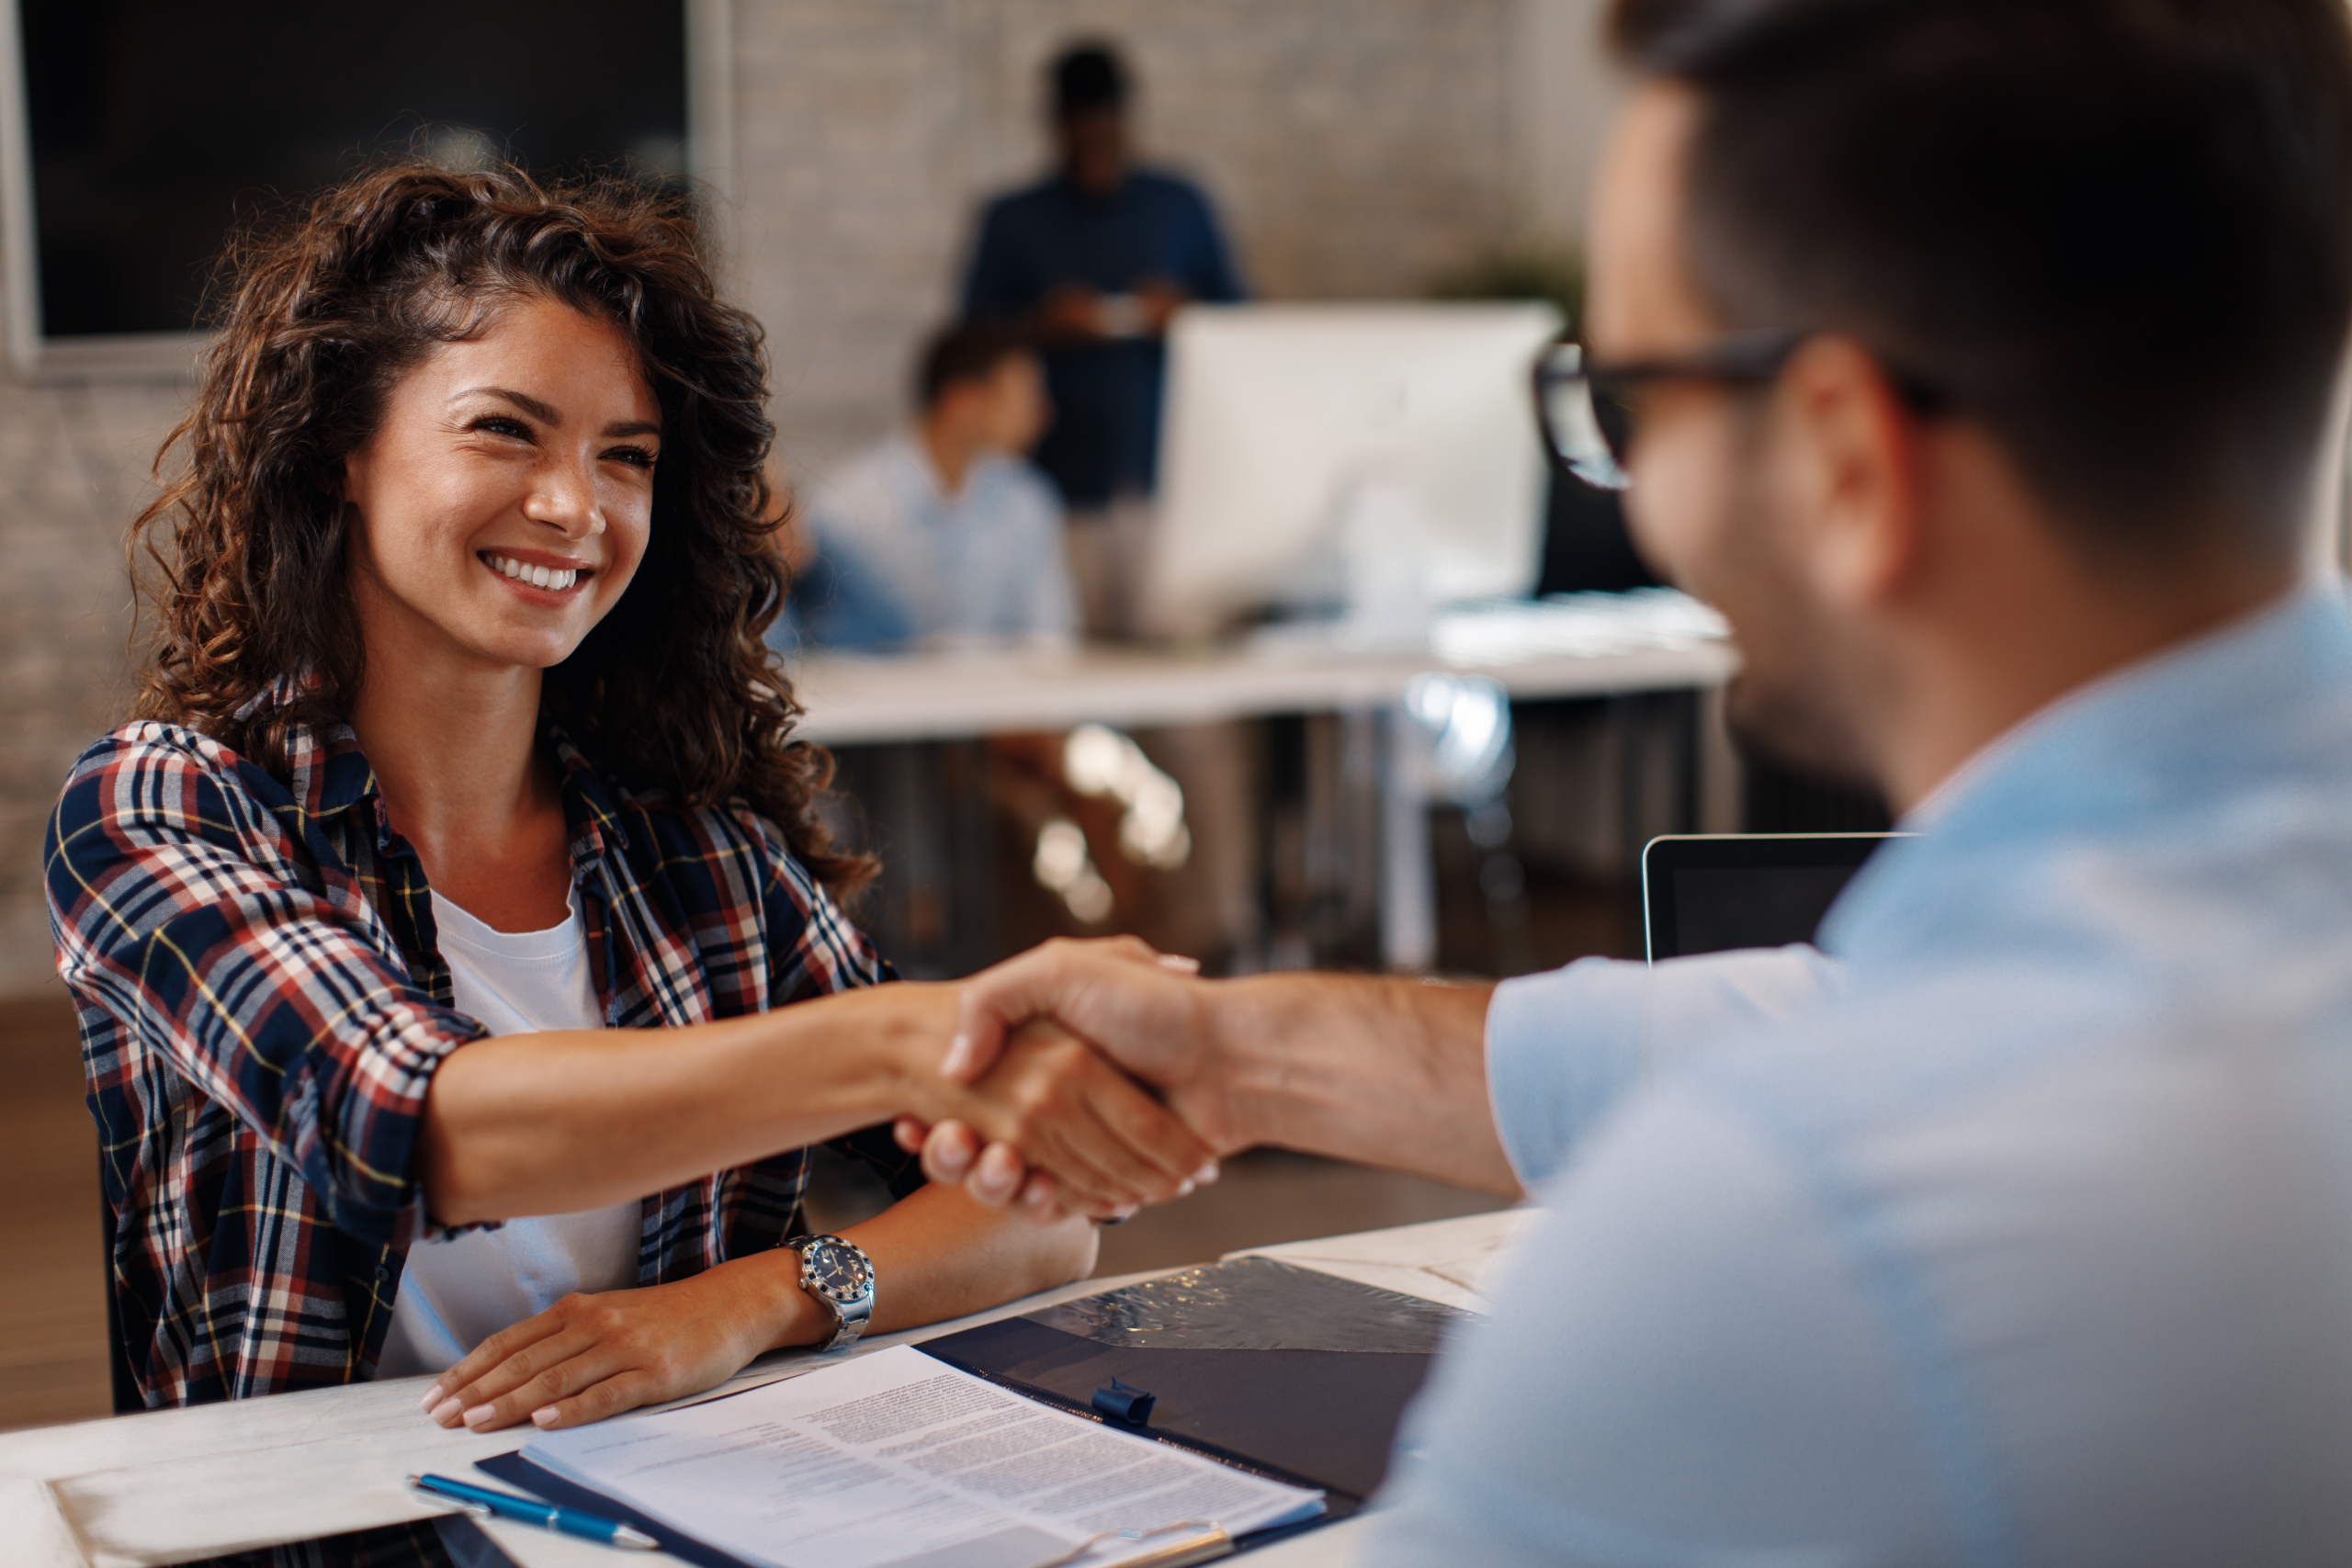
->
<box><xmin>1641</xmin><ymin>833</ymin><xmax>1904</xmax><ymax>962</ymax></box>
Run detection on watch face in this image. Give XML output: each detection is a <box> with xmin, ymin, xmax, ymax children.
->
<box><xmin>804</xmin><ymin>1240</ymin><xmax>872</xmax><ymax>1303</ymax></box>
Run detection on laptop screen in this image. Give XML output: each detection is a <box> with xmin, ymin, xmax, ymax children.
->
<box><xmin>1642</xmin><ymin>834</ymin><xmax>1900</xmax><ymax>961</ymax></box>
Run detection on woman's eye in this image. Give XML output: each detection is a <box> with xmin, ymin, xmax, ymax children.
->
<box><xmin>605</xmin><ymin>446</ymin><xmax>658</xmax><ymax>470</ymax></box>
<box><xmin>470</xmin><ymin>416</ymin><xmax>534</xmax><ymax>441</ymax></box>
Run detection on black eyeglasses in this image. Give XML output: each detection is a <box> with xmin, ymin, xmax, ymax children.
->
<box><xmin>1532</xmin><ymin>330</ymin><xmax>1947</xmax><ymax>491</ymax></box>
<box><xmin>1531</xmin><ymin>330</ymin><xmax>1807</xmax><ymax>492</ymax></box>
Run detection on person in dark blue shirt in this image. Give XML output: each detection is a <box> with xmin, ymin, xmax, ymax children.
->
<box><xmin>960</xmin><ymin>42</ymin><xmax>1243</xmax><ymax>636</ymax></box>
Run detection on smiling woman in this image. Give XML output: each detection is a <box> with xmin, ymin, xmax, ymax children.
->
<box><xmin>130</xmin><ymin>165</ymin><xmax>828</xmax><ymax>886</ymax></box>
<box><xmin>43</xmin><ymin>163</ymin><xmax>1217</xmax><ymax>1436</ymax></box>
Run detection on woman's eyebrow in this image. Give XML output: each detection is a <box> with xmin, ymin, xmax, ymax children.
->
<box><xmin>456</xmin><ymin>386</ymin><xmax>561</xmax><ymax>423</ymax></box>
<box><xmin>452</xmin><ymin>388</ymin><xmax>658</xmax><ymax>439</ymax></box>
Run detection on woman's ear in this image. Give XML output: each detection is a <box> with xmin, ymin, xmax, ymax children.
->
<box><xmin>1772</xmin><ymin>334</ymin><xmax>1928</xmax><ymax>612</ymax></box>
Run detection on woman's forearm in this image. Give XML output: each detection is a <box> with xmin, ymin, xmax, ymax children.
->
<box><xmin>839</xmin><ymin>1183</ymin><xmax>1098</xmax><ymax>1339</ymax></box>
<box><xmin>420</xmin><ymin>983</ymin><xmax>957</xmax><ymax>1225</ymax></box>
<box><xmin>731</xmin><ymin>1183</ymin><xmax>1100</xmax><ymax>1352</ymax></box>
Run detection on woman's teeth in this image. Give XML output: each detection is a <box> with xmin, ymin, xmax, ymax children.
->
<box><xmin>484</xmin><ymin>553</ymin><xmax>579</xmax><ymax>592</ymax></box>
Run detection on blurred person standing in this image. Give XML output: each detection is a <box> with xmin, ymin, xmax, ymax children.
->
<box><xmin>783</xmin><ymin>321</ymin><xmax>1077</xmax><ymax>652</ymax></box>
<box><xmin>960</xmin><ymin>39</ymin><xmax>1244</xmax><ymax>639</ymax></box>
<box><xmin>962</xmin><ymin>42</ymin><xmax>1259</xmax><ymax>968</ymax></box>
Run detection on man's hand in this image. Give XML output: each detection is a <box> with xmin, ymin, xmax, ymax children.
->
<box><xmin>1135</xmin><ymin>278</ymin><xmax>1191</xmax><ymax>336</ymax></box>
<box><xmin>930</xmin><ymin>1015</ymin><xmax>1219</xmax><ymax>1218</ymax></box>
<box><xmin>419</xmin><ymin>1261</ymin><xmax>790</xmax><ymax>1433</ymax></box>
<box><xmin>901</xmin><ymin>942</ymin><xmax>1520</xmax><ymax>1207</ymax></box>
<box><xmin>1036</xmin><ymin>283</ymin><xmax>1107</xmax><ymax>342</ymax></box>
<box><xmin>896</xmin><ymin>937</ymin><xmax>1234</xmax><ymax>1212</ymax></box>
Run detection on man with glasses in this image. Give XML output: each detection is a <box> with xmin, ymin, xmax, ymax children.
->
<box><xmin>911</xmin><ymin>0</ymin><xmax>2352</xmax><ymax>1559</ymax></box>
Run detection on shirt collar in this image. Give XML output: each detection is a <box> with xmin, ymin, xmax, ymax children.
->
<box><xmin>1819</xmin><ymin>579</ymin><xmax>2352</xmax><ymax>958</ymax></box>
<box><xmin>246</xmin><ymin>675</ymin><xmax>631</xmax><ymax>870</ymax></box>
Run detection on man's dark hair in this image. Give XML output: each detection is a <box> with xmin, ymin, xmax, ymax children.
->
<box><xmin>917</xmin><ymin>320</ymin><xmax>1034</xmax><ymax>410</ymax></box>
<box><xmin>1610</xmin><ymin>0</ymin><xmax>2352</xmax><ymax>558</ymax></box>
<box><xmin>1052</xmin><ymin>42</ymin><xmax>1129</xmax><ymax>119</ymax></box>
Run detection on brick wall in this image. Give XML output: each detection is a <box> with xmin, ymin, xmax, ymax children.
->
<box><xmin>0</xmin><ymin>381</ymin><xmax>183</xmax><ymax>994</ymax></box>
<box><xmin>732</xmin><ymin>0</ymin><xmax>1566</xmax><ymax>476</ymax></box>
<box><xmin>0</xmin><ymin>0</ymin><xmax>1616</xmax><ymax>994</ymax></box>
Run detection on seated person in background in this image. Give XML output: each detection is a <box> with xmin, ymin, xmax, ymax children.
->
<box><xmin>787</xmin><ymin>321</ymin><xmax>1078</xmax><ymax>651</ymax></box>
<box><xmin>46</xmin><ymin>163</ymin><xmax>1204</xmax><ymax>1428</ymax></box>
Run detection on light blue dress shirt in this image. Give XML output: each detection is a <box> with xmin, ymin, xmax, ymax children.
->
<box><xmin>787</xmin><ymin>434</ymin><xmax>1080</xmax><ymax>652</ymax></box>
<box><xmin>1365</xmin><ymin>583</ymin><xmax>2352</xmax><ymax>1566</ymax></box>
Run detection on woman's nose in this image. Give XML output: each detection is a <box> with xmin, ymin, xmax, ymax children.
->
<box><xmin>523</xmin><ymin>457</ymin><xmax>606</xmax><ymax>537</ymax></box>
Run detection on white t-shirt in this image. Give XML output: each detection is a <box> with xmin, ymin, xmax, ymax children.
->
<box><xmin>375</xmin><ymin>888</ymin><xmax>643</xmax><ymax>1379</ymax></box>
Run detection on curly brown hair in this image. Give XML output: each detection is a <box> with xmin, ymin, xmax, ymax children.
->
<box><xmin>129</xmin><ymin>160</ymin><xmax>868</xmax><ymax>892</ymax></box>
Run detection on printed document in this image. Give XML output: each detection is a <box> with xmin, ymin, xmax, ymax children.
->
<box><xmin>521</xmin><ymin>1344</ymin><xmax>1325</xmax><ymax>1568</ymax></box>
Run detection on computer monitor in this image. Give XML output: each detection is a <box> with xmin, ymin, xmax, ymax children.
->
<box><xmin>1145</xmin><ymin>301</ymin><xmax>1563</xmax><ymax>631</ymax></box>
<box><xmin>1642</xmin><ymin>833</ymin><xmax>1905</xmax><ymax>962</ymax></box>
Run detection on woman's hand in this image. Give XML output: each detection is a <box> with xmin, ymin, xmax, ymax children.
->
<box><xmin>420</xmin><ymin>1252</ymin><xmax>811</xmax><ymax>1433</ymax></box>
<box><xmin>931</xmin><ymin>1017</ymin><xmax>1221</xmax><ymax>1218</ymax></box>
<box><xmin>420</xmin><ymin>1182</ymin><xmax>1100</xmax><ymax>1433</ymax></box>
<box><xmin>898</xmin><ymin>938</ymin><xmax>1225</xmax><ymax>1214</ymax></box>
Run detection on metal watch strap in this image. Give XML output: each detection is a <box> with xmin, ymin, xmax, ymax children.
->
<box><xmin>820</xmin><ymin>1280</ymin><xmax>872</xmax><ymax>1351</ymax></box>
<box><xmin>796</xmin><ymin>1235</ymin><xmax>875</xmax><ymax>1352</ymax></box>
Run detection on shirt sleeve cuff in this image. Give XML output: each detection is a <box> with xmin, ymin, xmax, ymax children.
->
<box><xmin>1484</xmin><ymin>956</ymin><xmax>1651</xmax><ymax>1188</ymax></box>
<box><xmin>1482</xmin><ymin>945</ymin><xmax>1845</xmax><ymax>1187</ymax></box>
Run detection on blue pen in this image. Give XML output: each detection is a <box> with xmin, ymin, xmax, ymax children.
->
<box><xmin>408</xmin><ymin>1472</ymin><xmax>660</xmax><ymax>1551</ymax></box>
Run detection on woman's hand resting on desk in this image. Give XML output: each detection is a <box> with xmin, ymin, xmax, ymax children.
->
<box><xmin>422</xmin><ymin>1184</ymin><xmax>1102</xmax><ymax>1432</ymax></box>
<box><xmin>420</xmin><ymin>1259</ymin><xmax>797</xmax><ymax>1433</ymax></box>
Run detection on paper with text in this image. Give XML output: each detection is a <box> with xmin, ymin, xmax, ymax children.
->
<box><xmin>521</xmin><ymin>1344</ymin><xmax>1324</xmax><ymax>1568</ymax></box>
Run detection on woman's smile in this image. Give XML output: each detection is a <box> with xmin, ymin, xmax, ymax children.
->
<box><xmin>480</xmin><ymin>548</ymin><xmax>593</xmax><ymax>597</ymax></box>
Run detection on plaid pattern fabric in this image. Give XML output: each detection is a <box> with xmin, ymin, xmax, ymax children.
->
<box><xmin>46</xmin><ymin>696</ymin><xmax>897</xmax><ymax>1407</ymax></box>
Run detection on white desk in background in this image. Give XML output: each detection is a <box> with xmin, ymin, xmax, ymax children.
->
<box><xmin>787</xmin><ymin>595</ymin><xmax>1739</xmax><ymax>970</ymax></box>
<box><xmin>0</xmin><ymin>1210</ymin><xmax>1533</xmax><ymax>1568</ymax></box>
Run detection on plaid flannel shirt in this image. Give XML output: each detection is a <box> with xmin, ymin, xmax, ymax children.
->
<box><xmin>45</xmin><ymin>697</ymin><xmax>899</xmax><ymax>1407</ymax></box>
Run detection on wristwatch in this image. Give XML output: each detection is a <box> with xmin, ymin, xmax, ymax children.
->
<box><xmin>792</xmin><ymin>1234</ymin><xmax>876</xmax><ymax>1351</ymax></box>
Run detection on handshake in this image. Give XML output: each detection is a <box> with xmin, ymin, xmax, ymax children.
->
<box><xmin>884</xmin><ymin>936</ymin><xmax>1519</xmax><ymax>1218</ymax></box>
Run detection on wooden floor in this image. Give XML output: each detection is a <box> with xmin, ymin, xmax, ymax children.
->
<box><xmin>0</xmin><ymin>988</ymin><xmax>108</xmax><ymax>1432</ymax></box>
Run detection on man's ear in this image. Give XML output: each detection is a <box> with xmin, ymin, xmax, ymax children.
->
<box><xmin>1772</xmin><ymin>335</ymin><xmax>1926</xmax><ymax>610</ymax></box>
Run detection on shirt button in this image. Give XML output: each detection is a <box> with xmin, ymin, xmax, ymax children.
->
<box><xmin>374</xmin><ymin>1266</ymin><xmax>390</xmax><ymax>1282</ymax></box>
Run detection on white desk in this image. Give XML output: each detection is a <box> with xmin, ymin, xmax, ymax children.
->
<box><xmin>785</xmin><ymin>608</ymin><xmax>1736</xmax><ymax>746</ymax></box>
<box><xmin>0</xmin><ymin>1210</ymin><xmax>1528</xmax><ymax>1568</ymax></box>
<box><xmin>787</xmin><ymin>599</ymin><xmax>1738</xmax><ymax>969</ymax></box>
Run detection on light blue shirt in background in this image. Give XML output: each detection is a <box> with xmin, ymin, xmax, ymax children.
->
<box><xmin>1367</xmin><ymin>582</ymin><xmax>2352</xmax><ymax>1566</ymax></box>
<box><xmin>786</xmin><ymin>433</ymin><xmax>1079</xmax><ymax>652</ymax></box>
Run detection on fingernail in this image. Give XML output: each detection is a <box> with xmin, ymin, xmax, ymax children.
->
<box><xmin>1176</xmin><ymin>1179</ymin><xmax>1195</xmax><ymax>1199</ymax></box>
<box><xmin>1193</xmin><ymin>1163</ymin><xmax>1220</xmax><ymax>1186</ymax></box>
<box><xmin>532</xmin><ymin>1406</ymin><xmax>560</xmax><ymax>1427</ymax></box>
<box><xmin>462</xmin><ymin>1404</ymin><xmax>496</xmax><ymax>1429</ymax></box>
<box><xmin>942</xmin><ymin>1033</ymin><xmax>975</xmax><ymax>1077</ymax></box>
<box><xmin>418</xmin><ymin>1383</ymin><xmax>444</xmax><ymax>1411</ymax></box>
<box><xmin>430</xmin><ymin>1397</ymin><xmax>463</xmax><ymax>1424</ymax></box>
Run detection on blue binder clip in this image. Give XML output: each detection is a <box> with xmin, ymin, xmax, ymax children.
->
<box><xmin>1091</xmin><ymin>1378</ymin><xmax>1156</xmax><ymax>1426</ymax></box>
